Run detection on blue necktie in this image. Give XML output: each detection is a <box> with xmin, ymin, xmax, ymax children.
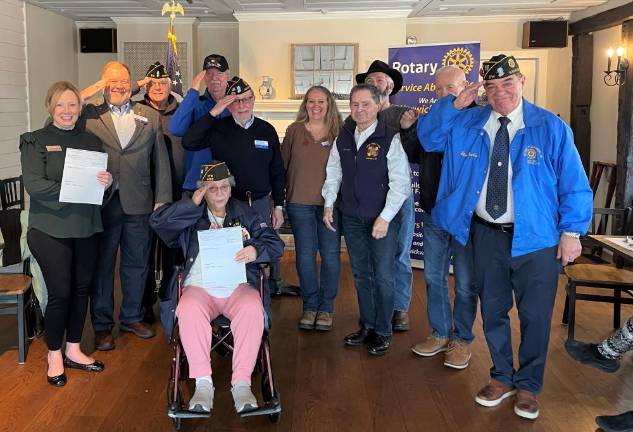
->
<box><xmin>486</xmin><ymin>116</ymin><xmax>510</xmax><ymax>220</ymax></box>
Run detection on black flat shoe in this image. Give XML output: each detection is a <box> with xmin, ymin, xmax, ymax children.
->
<box><xmin>47</xmin><ymin>373</ymin><xmax>67</xmax><ymax>387</ymax></box>
<box><xmin>63</xmin><ymin>357</ymin><xmax>105</xmax><ymax>372</ymax></box>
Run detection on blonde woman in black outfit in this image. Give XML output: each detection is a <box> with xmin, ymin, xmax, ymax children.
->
<box><xmin>20</xmin><ymin>81</ymin><xmax>112</xmax><ymax>386</ymax></box>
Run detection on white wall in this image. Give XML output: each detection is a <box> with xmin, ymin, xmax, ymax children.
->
<box><xmin>238</xmin><ymin>14</ymin><xmax>407</xmax><ymax>100</ymax></box>
<box><xmin>197</xmin><ymin>23</ymin><xmax>239</xmax><ymax>76</ymax></box>
<box><xmin>590</xmin><ymin>25</ymin><xmax>622</xmax><ymax>207</ymax></box>
<box><xmin>25</xmin><ymin>2</ymin><xmax>77</xmax><ymax>129</ymax></box>
<box><xmin>0</xmin><ymin>0</ymin><xmax>27</xmax><ymax>179</ymax></box>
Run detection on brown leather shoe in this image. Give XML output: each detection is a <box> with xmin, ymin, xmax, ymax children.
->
<box><xmin>314</xmin><ymin>312</ymin><xmax>333</xmax><ymax>331</ymax></box>
<box><xmin>94</xmin><ymin>330</ymin><xmax>115</xmax><ymax>351</ymax></box>
<box><xmin>120</xmin><ymin>321</ymin><xmax>156</xmax><ymax>339</ymax></box>
<box><xmin>514</xmin><ymin>389</ymin><xmax>539</xmax><ymax>420</ymax></box>
<box><xmin>475</xmin><ymin>379</ymin><xmax>516</xmax><ymax>407</ymax></box>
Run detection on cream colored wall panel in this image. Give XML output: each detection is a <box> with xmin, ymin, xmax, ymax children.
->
<box><xmin>0</xmin><ymin>99</ymin><xmax>27</xmax><ymax>113</ymax></box>
<box><xmin>0</xmin><ymin>70</ymin><xmax>27</xmax><ymax>86</ymax></box>
<box><xmin>0</xmin><ymin>57</ymin><xmax>26</xmax><ymax>73</ymax></box>
<box><xmin>0</xmin><ymin>28</ymin><xmax>26</xmax><ymax>46</ymax></box>
<box><xmin>0</xmin><ymin>42</ymin><xmax>26</xmax><ymax>60</ymax></box>
<box><xmin>0</xmin><ymin>1</ymin><xmax>23</xmax><ymax>19</ymax></box>
<box><xmin>0</xmin><ymin>112</ymin><xmax>28</xmax><ymax>127</ymax></box>
<box><xmin>0</xmin><ymin>125</ymin><xmax>23</xmax><ymax>140</ymax></box>
<box><xmin>0</xmin><ymin>14</ymin><xmax>25</xmax><ymax>33</ymax></box>
<box><xmin>0</xmin><ymin>152</ymin><xmax>20</xmax><ymax>169</ymax></box>
<box><xmin>0</xmin><ymin>84</ymin><xmax>26</xmax><ymax>99</ymax></box>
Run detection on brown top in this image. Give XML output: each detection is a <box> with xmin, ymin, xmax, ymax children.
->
<box><xmin>281</xmin><ymin>121</ymin><xmax>333</xmax><ymax>206</ymax></box>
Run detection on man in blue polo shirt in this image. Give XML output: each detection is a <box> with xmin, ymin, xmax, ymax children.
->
<box><xmin>168</xmin><ymin>53</ymin><xmax>231</xmax><ymax>191</ymax></box>
<box><xmin>418</xmin><ymin>54</ymin><xmax>592</xmax><ymax>420</ymax></box>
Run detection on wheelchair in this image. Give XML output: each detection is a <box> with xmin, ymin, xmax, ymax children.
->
<box><xmin>166</xmin><ymin>264</ymin><xmax>282</xmax><ymax>430</ymax></box>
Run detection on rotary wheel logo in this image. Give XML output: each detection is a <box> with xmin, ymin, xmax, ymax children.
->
<box><xmin>442</xmin><ymin>48</ymin><xmax>475</xmax><ymax>74</ymax></box>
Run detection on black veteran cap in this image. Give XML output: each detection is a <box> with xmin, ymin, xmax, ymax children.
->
<box><xmin>203</xmin><ymin>54</ymin><xmax>229</xmax><ymax>72</ymax></box>
<box><xmin>225</xmin><ymin>76</ymin><xmax>252</xmax><ymax>96</ymax></box>
<box><xmin>145</xmin><ymin>62</ymin><xmax>170</xmax><ymax>79</ymax></box>
<box><xmin>200</xmin><ymin>160</ymin><xmax>231</xmax><ymax>182</ymax></box>
<box><xmin>355</xmin><ymin>60</ymin><xmax>403</xmax><ymax>96</ymax></box>
<box><xmin>480</xmin><ymin>54</ymin><xmax>521</xmax><ymax>80</ymax></box>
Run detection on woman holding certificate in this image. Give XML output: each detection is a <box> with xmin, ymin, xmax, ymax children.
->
<box><xmin>20</xmin><ymin>81</ymin><xmax>112</xmax><ymax>387</ymax></box>
<box><xmin>150</xmin><ymin>161</ymin><xmax>284</xmax><ymax>414</ymax></box>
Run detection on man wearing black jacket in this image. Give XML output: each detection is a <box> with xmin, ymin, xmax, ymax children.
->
<box><xmin>406</xmin><ymin>66</ymin><xmax>478</xmax><ymax>370</ymax></box>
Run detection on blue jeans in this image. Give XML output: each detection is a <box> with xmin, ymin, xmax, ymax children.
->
<box><xmin>343</xmin><ymin>214</ymin><xmax>398</xmax><ymax>337</ymax></box>
<box><xmin>286</xmin><ymin>203</ymin><xmax>341</xmax><ymax>313</ymax></box>
<box><xmin>422</xmin><ymin>211</ymin><xmax>477</xmax><ymax>343</ymax></box>
<box><xmin>393</xmin><ymin>194</ymin><xmax>414</xmax><ymax>312</ymax></box>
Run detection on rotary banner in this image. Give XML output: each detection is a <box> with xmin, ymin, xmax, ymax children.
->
<box><xmin>388</xmin><ymin>42</ymin><xmax>480</xmax><ymax>267</ymax></box>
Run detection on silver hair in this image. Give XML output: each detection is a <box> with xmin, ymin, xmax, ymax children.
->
<box><xmin>435</xmin><ymin>65</ymin><xmax>466</xmax><ymax>78</ymax></box>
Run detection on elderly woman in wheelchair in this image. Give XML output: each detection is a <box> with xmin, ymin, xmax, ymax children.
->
<box><xmin>150</xmin><ymin>161</ymin><xmax>284</xmax><ymax>414</ymax></box>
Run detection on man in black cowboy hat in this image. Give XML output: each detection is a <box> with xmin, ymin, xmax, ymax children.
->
<box><xmin>418</xmin><ymin>54</ymin><xmax>591</xmax><ymax>420</ymax></box>
<box><xmin>137</xmin><ymin>61</ymin><xmax>186</xmax><ymax>323</ymax></box>
<box><xmin>355</xmin><ymin>59</ymin><xmax>416</xmax><ymax>333</ymax></box>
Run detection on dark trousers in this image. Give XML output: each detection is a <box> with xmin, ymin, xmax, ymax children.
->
<box><xmin>342</xmin><ymin>213</ymin><xmax>398</xmax><ymax>337</ymax></box>
<box><xmin>472</xmin><ymin>220</ymin><xmax>560</xmax><ymax>394</ymax></box>
<box><xmin>27</xmin><ymin>228</ymin><xmax>99</xmax><ymax>351</ymax></box>
<box><xmin>91</xmin><ymin>194</ymin><xmax>151</xmax><ymax>331</ymax></box>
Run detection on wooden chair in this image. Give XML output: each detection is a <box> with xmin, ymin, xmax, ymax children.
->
<box><xmin>0</xmin><ymin>274</ymin><xmax>33</xmax><ymax>363</ymax></box>
<box><xmin>562</xmin><ymin>206</ymin><xmax>633</xmax><ymax>341</ymax></box>
<box><xmin>0</xmin><ymin>176</ymin><xmax>25</xmax><ymax>210</ymax></box>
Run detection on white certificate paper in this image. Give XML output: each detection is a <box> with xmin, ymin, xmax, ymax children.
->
<box><xmin>197</xmin><ymin>226</ymin><xmax>247</xmax><ymax>290</ymax></box>
<box><xmin>59</xmin><ymin>148</ymin><xmax>108</xmax><ymax>205</ymax></box>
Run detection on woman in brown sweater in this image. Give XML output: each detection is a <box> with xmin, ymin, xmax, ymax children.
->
<box><xmin>281</xmin><ymin>86</ymin><xmax>342</xmax><ymax>331</ymax></box>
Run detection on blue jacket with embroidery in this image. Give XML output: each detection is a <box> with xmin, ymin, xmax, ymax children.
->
<box><xmin>417</xmin><ymin>96</ymin><xmax>592</xmax><ymax>257</ymax></box>
<box><xmin>168</xmin><ymin>88</ymin><xmax>230</xmax><ymax>190</ymax></box>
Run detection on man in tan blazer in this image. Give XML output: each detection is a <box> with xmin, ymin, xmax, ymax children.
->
<box><xmin>80</xmin><ymin>61</ymin><xmax>172</xmax><ymax>350</ymax></box>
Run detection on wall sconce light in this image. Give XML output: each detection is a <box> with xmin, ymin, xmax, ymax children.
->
<box><xmin>604</xmin><ymin>46</ymin><xmax>628</xmax><ymax>86</ymax></box>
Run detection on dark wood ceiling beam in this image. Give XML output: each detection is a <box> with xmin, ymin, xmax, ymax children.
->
<box><xmin>570</xmin><ymin>2</ymin><xmax>633</xmax><ymax>35</ymax></box>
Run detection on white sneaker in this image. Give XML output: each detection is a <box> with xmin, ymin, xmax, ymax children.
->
<box><xmin>231</xmin><ymin>380</ymin><xmax>258</xmax><ymax>413</ymax></box>
<box><xmin>188</xmin><ymin>378</ymin><xmax>214</xmax><ymax>412</ymax></box>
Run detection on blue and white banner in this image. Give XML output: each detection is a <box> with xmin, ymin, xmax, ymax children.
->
<box><xmin>388</xmin><ymin>42</ymin><xmax>480</xmax><ymax>266</ymax></box>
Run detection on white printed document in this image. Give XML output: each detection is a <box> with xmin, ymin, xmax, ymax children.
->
<box><xmin>197</xmin><ymin>226</ymin><xmax>247</xmax><ymax>291</ymax></box>
<box><xmin>59</xmin><ymin>148</ymin><xmax>108</xmax><ymax>205</ymax></box>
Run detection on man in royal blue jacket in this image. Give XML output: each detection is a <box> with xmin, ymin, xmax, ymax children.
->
<box><xmin>168</xmin><ymin>53</ymin><xmax>232</xmax><ymax>192</ymax></box>
<box><xmin>418</xmin><ymin>54</ymin><xmax>592</xmax><ymax>420</ymax></box>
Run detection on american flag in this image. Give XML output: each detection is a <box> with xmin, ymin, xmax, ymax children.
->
<box><xmin>166</xmin><ymin>38</ymin><xmax>183</xmax><ymax>96</ymax></box>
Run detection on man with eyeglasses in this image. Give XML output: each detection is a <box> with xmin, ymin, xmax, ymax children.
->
<box><xmin>79</xmin><ymin>61</ymin><xmax>172</xmax><ymax>351</ymax></box>
<box><xmin>169</xmin><ymin>54</ymin><xmax>232</xmax><ymax>193</ymax></box>
<box><xmin>136</xmin><ymin>62</ymin><xmax>186</xmax><ymax>323</ymax></box>
<box><xmin>183</xmin><ymin>77</ymin><xmax>287</xmax><ymax>300</ymax></box>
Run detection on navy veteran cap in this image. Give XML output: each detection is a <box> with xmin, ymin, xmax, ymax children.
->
<box><xmin>200</xmin><ymin>160</ymin><xmax>231</xmax><ymax>182</ymax></box>
<box><xmin>203</xmin><ymin>54</ymin><xmax>229</xmax><ymax>72</ymax></box>
<box><xmin>480</xmin><ymin>54</ymin><xmax>521</xmax><ymax>80</ymax></box>
<box><xmin>145</xmin><ymin>61</ymin><xmax>169</xmax><ymax>79</ymax></box>
<box><xmin>225</xmin><ymin>76</ymin><xmax>252</xmax><ymax>96</ymax></box>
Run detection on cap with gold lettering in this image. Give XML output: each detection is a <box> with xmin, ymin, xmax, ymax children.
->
<box><xmin>200</xmin><ymin>160</ymin><xmax>231</xmax><ymax>182</ymax></box>
<box><xmin>225</xmin><ymin>76</ymin><xmax>252</xmax><ymax>96</ymax></box>
<box><xmin>480</xmin><ymin>54</ymin><xmax>521</xmax><ymax>80</ymax></box>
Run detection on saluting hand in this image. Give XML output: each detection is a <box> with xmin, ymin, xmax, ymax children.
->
<box><xmin>453</xmin><ymin>81</ymin><xmax>482</xmax><ymax>110</ymax></box>
<box><xmin>209</xmin><ymin>95</ymin><xmax>236</xmax><ymax>117</ymax></box>
<box><xmin>191</xmin><ymin>70</ymin><xmax>206</xmax><ymax>91</ymax></box>
<box><xmin>192</xmin><ymin>183</ymin><xmax>211</xmax><ymax>206</ymax></box>
<box><xmin>400</xmin><ymin>109</ymin><xmax>419</xmax><ymax>129</ymax></box>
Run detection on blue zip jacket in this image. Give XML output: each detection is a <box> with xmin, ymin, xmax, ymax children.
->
<box><xmin>168</xmin><ymin>88</ymin><xmax>230</xmax><ymax>190</ymax></box>
<box><xmin>417</xmin><ymin>95</ymin><xmax>592</xmax><ymax>257</ymax></box>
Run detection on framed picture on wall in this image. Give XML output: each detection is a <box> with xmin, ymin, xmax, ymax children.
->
<box><xmin>291</xmin><ymin>43</ymin><xmax>358</xmax><ymax>98</ymax></box>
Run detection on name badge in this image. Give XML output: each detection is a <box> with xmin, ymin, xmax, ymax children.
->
<box><xmin>254</xmin><ymin>140</ymin><xmax>269</xmax><ymax>149</ymax></box>
<box><xmin>46</xmin><ymin>145</ymin><xmax>62</xmax><ymax>152</ymax></box>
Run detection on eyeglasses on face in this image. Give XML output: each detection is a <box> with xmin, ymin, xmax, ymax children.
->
<box><xmin>230</xmin><ymin>96</ymin><xmax>255</xmax><ymax>106</ymax></box>
<box><xmin>208</xmin><ymin>184</ymin><xmax>231</xmax><ymax>194</ymax></box>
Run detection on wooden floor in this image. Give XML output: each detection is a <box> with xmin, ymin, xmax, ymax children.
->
<box><xmin>0</xmin><ymin>252</ymin><xmax>631</xmax><ymax>432</ymax></box>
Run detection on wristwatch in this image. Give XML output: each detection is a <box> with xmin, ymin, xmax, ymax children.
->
<box><xmin>562</xmin><ymin>232</ymin><xmax>581</xmax><ymax>239</ymax></box>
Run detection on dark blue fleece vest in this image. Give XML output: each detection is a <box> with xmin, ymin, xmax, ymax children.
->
<box><xmin>337</xmin><ymin>117</ymin><xmax>397</xmax><ymax>219</ymax></box>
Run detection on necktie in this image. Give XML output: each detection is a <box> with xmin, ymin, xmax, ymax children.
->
<box><xmin>486</xmin><ymin>116</ymin><xmax>510</xmax><ymax>220</ymax></box>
